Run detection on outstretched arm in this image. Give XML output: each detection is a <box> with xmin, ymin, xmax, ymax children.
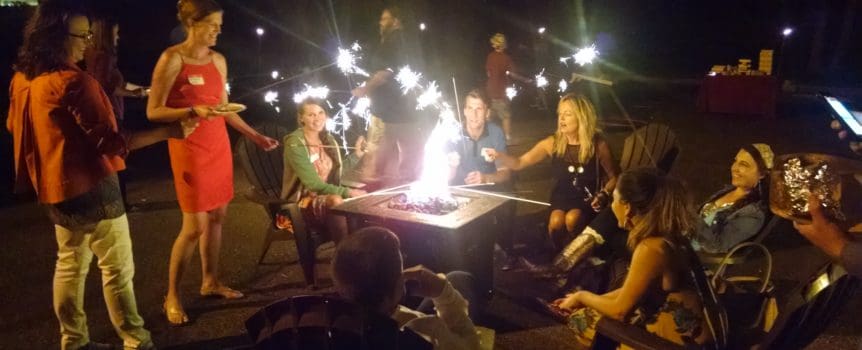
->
<box><xmin>213</xmin><ymin>53</ymin><xmax>278</xmax><ymax>151</ymax></box>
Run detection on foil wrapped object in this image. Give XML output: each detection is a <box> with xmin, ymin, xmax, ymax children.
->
<box><xmin>771</xmin><ymin>153</ymin><xmax>862</xmax><ymax>232</ymax></box>
<box><xmin>781</xmin><ymin>157</ymin><xmax>844</xmax><ymax>221</ymax></box>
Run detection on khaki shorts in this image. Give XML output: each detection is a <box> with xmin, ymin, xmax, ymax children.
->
<box><xmin>490</xmin><ymin>99</ymin><xmax>511</xmax><ymax>121</ymax></box>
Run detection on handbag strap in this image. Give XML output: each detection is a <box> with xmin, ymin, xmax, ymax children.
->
<box><xmin>711</xmin><ymin>242</ymin><xmax>772</xmax><ymax>293</ymax></box>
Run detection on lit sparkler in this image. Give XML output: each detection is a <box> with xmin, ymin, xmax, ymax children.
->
<box><xmin>560</xmin><ymin>44</ymin><xmax>599</xmax><ymax>66</ymax></box>
<box><xmin>292</xmin><ymin>84</ymin><xmax>330</xmax><ymax>103</ymax></box>
<box><xmin>535</xmin><ymin>69</ymin><xmax>548</xmax><ymax>89</ymax></box>
<box><xmin>396</xmin><ymin>66</ymin><xmax>422</xmax><ymax>94</ymax></box>
<box><xmin>558</xmin><ymin>79</ymin><xmax>568</xmax><ymax>93</ymax></box>
<box><xmin>263</xmin><ymin>90</ymin><xmax>278</xmax><ymax>104</ymax></box>
<box><xmin>271</xmin><ymin>70</ymin><xmax>279</xmax><ymax>79</ymax></box>
<box><xmin>416</xmin><ymin>81</ymin><xmax>441</xmax><ymax>110</ymax></box>
<box><xmin>336</xmin><ymin>43</ymin><xmax>369</xmax><ymax>77</ymax></box>
<box><xmin>505</xmin><ymin>85</ymin><xmax>518</xmax><ymax>100</ymax></box>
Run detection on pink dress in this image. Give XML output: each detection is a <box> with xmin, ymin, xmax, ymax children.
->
<box><xmin>165</xmin><ymin>58</ymin><xmax>233</xmax><ymax>212</ymax></box>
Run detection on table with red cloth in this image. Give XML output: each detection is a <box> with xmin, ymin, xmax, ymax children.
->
<box><xmin>696</xmin><ymin>75</ymin><xmax>779</xmax><ymax>118</ymax></box>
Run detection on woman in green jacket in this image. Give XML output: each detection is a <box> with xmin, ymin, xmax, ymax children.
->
<box><xmin>281</xmin><ymin>98</ymin><xmax>367</xmax><ymax>242</ymax></box>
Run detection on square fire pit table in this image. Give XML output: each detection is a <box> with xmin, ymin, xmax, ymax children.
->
<box><xmin>331</xmin><ymin>187</ymin><xmax>511</xmax><ymax>296</ymax></box>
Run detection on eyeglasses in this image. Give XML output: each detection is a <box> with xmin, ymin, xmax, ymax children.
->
<box><xmin>68</xmin><ymin>31</ymin><xmax>93</xmax><ymax>42</ymax></box>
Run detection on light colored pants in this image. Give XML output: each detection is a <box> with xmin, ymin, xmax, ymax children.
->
<box><xmin>53</xmin><ymin>214</ymin><xmax>151</xmax><ymax>350</ymax></box>
<box><xmin>362</xmin><ymin>116</ymin><xmax>424</xmax><ymax>182</ymax></box>
<box><xmin>490</xmin><ymin>99</ymin><xmax>511</xmax><ymax>122</ymax></box>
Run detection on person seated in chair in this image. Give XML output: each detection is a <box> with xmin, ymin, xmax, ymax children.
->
<box><xmin>446</xmin><ymin>89</ymin><xmax>518</xmax><ymax>270</ymax></box>
<box><xmin>692</xmin><ymin>143</ymin><xmax>774</xmax><ymax>254</ymax></box>
<box><xmin>332</xmin><ymin>226</ymin><xmax>481</xmax><ymax>350</ymax></box>
<box><xmin>281</xmin><ymin>98</ymin><xmax>367</xmax><ymax>243</ymax></box>
<box><xmin>551</xmin><ymin>168</ymin><xmax>712</xmax><ymax>348</ymax></box>
<box><xmin>486</xmin><ymin>93</ymin><xmax>618</xmax><ymax>253</ymax></box>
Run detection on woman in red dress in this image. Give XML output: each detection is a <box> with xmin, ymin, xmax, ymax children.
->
<box><xmin>146</xmin><ymin>0</ymin><xmax>278</xmax><ymax>325</ymax></box>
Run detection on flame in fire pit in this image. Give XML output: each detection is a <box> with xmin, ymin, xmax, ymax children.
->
<box><xmin>408</xmin><ymin>106</ymin><xmax>462</xmax><ymax>203</ymax></box>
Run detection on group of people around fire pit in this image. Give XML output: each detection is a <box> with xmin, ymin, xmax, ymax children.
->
<box><xmin>7</xmin><ymin>0</ymin><xmax>862</xmax><ymax>349</ymax></box>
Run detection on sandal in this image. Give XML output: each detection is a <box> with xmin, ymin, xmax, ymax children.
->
<box><xmin>163</xmin><ymin>297</ymin><xmax>189</xmax><ymax>326</ymax></box>
<box><xmin>200</xmin><ymin>285</ymin><xmax>244</xmax><ymax>299</ymax></box>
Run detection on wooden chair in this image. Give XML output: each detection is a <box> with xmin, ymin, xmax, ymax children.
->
<box><xmin>619</xmin><ymin>123</ymin><xmax>679</xmax><ymax>173</ymax></box>
<box><xmin>234</xmin><ymin>123</ymin><xmax>328</xmax><ymax>288</ymax></box>
<box><xmin>591</xmin><ymin>241</ymin><xmax>729</xmax><ymax>350</ymax></box>
<box><xmin>245</xmin><ymin>295</ymin><xmax>433</xmax><ymax>350</ymax></box>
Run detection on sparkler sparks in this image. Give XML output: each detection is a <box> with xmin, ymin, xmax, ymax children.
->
<box><xmin>336</xmin><ymin>43</ymin><xmax>369</xmax><ymax>77</ymax></box>
<box><xmin>416</xmin><ymin>81</ymin><xmax>441</xmax><ymax>110</ymax></box>
<box><xmin>505</xmin><ymin>85</ymin><xmax>518</xmax><ymax>100</ymax></box>
<box><xmin>292</xmin><ymin>84</ymin><xmax>330</xmax><ymax>103</ymax></box>
<box><xmin>558</xmin><ymin>79</ymin><xmax>568</xmax><ymax>93</ymax></box>
<box><xmin>560</xmin><ymin>44</ymin><xmax>599</xmax><ymax>66</ymax></box>
<box><xmin>263</xmin><ymin>90</ymin><xmax>278</xmax><ymax>104</ymax></box>
<box><xmin>396</xmin><ymin>66</ymin><xmax>422</xmax><ymax>94</ymax></box>
<box><xmin>535</xmin><ymin>69</ymin><xmax>548</xmax><ymax>88</ymax></box>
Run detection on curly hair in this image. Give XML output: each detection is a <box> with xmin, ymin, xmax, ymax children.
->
<box><xmin>177</xmin><ymin>0</ymin><xmax>222</xmax><ymax>27</ymax></box>
<box><xmin>13</xmin><ymin>1</ymin><xmax>88</xmax><ymax>79</ymax></box>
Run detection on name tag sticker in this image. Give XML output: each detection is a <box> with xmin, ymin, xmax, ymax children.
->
<box><xmin>188</xmin><ymin>75</ymin><xmax>205</xmax><ymax>86</ymax></box>
<box><xmin>309</xmin><ymin>153</ymin><xmax>320</xmax><ymax>163</ymax></box>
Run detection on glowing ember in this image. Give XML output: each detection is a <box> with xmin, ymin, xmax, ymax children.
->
<box><xmin>387</xmin><ymin>193</ymin><xmax>467</xmax><ymax>215</ymax></box>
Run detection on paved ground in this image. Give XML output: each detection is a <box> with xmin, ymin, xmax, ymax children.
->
<box><xmin>1</xmin><ymin>84</ymin><xmax>860</xmax><ymax>349</ymax></box>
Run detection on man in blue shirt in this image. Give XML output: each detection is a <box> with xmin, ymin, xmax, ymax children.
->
<box><xmin>447</xmin><ymin>90</ymin><xmax>511</xmax><ymax>187</ymax></box>
<box><xmin>448</xmin><ymin>89</ymin><xmax>518</xmax><ymax>270</ymax></box>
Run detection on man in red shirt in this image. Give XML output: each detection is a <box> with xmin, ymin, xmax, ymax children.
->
<box><xmin>485</xmin><ymin>33</ymin><xmax>528</xmax><ymax>143</ymax></box>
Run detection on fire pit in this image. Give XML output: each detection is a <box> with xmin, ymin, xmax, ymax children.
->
<box><xmin>332</xmin><ymin>187</ymin><xmax>511</xmax><ymax>295</ymax></box>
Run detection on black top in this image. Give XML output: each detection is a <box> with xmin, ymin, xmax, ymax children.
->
<box><xmin>368</xmin><ymin>29</ymin><xmax>418</xmax><ymax>123</ymax></box>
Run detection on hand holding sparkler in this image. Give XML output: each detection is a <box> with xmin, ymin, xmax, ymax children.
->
<box><xmin>353</xmin><ymin>136</ymin><xmax>368</xmax><ymax>158</ymax></box>
<box><xmin>464</xmin><ymin>171</ymin><xmax>484</xmax><ymax>185</ymax></box>
<box><xmin>347</xmin><ymin>188</ymin><xmax>368</xmax><ymax>198</ymax></box>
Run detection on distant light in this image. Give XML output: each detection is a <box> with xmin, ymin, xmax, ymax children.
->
<box><xmin>271</xmin><ymin>70</ymin><xmax>279</xmax><ymax>79</ymax></box>
<box><xmin>538</xmin><ymin>27</ymin><xmax>546</xmax><ymax>34</ymax></box>
<box><xmin>256</xmin><ymin>27</ymin><xmax>264</xmax><ymax>36</ymax></box>
<box><xmin>419</xmin><ymin>23</ymin><xmax>426</xmax><ymax>31</ymax></box>
<box><xmin>782</xmin><ymin>27</ymin><xmax>793</xmax><ymax>37</ymax></box>
<box><xmin>708</xmin><ymin>72</ymin><xmax>717</xmax><ymax>76</ymax></box>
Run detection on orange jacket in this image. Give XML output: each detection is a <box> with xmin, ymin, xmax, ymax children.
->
<box><xmin>6</xmin><ymin>66</ymin><xmax>127</xmax><ymax>204</ymax></box>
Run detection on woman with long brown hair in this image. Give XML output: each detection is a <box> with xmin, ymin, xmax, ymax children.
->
<box><xmin>146</xmin><ymin>0</ymin><xmax>279</xmax><ymax>325</ymax></box>
<box><xmin>552</xmin><ymin>168</ymin><xmax>712</xmax><ymax>348</ymax></box>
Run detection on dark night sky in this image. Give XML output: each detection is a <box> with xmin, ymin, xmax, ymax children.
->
<box><xmin>0</xmin><ymin>0</ymin><xmax>860</xmax><ymax>199</ymax></box>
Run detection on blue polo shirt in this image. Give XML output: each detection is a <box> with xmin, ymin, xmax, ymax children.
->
<box><xmin>448</xmin><ymin>122</ymin><xmax>508</xmax><ymax>186</ymax></box>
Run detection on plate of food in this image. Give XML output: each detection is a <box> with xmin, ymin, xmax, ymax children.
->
<box><xmin>213</xmin><ymin>102</ymin><xmax>247</xmax><ymax>114</ymax></box>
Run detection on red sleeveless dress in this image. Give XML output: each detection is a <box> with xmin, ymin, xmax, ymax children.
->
<box><xmin>165</xmin><ymin>58</ymin><xmax>233</xmax><ymax>212</ymax></box>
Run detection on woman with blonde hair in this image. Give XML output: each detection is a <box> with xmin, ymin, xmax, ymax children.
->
<box><xmin>552</xmin><ymin>168</ymin><xmax>712</xmax><ymax>348</ymax></box>
<box><xmin>489</xmin><ymin>93</ymin><xmax>618</xmax><ymax>251</ymax></box>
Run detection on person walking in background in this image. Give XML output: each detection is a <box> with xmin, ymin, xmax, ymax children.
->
<box><xmin>352</xmin><ymin>5</ymin><xmax>424</xmax><ymax>186</ymax></box>
<box><xmin>146</xmin><ymin>0</ymin><xmax>278</xmax><ymax>326</ymax></box>
<box><xmin>7</xmin><ymin>2</ymin><xmax>154</xmax><ymax>349</ymax></box>
<box><xmin>485</xmin><ymin>33</ymin><xmax>529</xmax><ymax>143</ymax></box>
